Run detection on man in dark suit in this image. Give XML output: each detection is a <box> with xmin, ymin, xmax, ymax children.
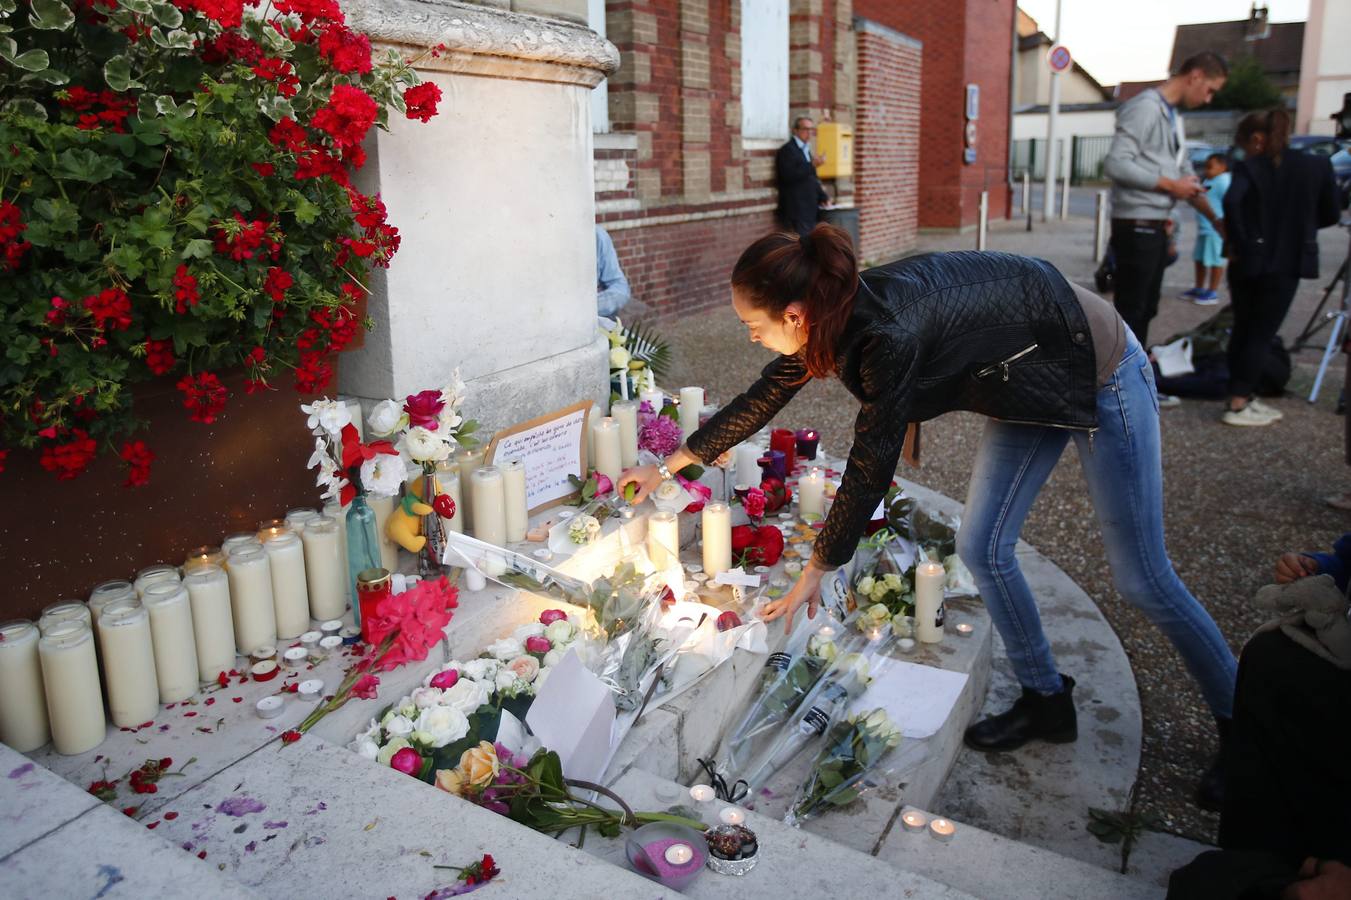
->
<box><xmin>775</xmin><ymin>116</ymin><xmax>829</xmax><ymax>236</ymax></box>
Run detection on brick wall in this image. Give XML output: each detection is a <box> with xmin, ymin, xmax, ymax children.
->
<box><xmin>854</xmin><ymin>19</ymin><xmax>921</xmax><ymax>264</ymax></box>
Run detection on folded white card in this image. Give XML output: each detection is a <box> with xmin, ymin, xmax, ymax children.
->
<box><xmin>525</xmin><ymin>649</ymin><xmax>616</xmax><ymax>782</ymax></box>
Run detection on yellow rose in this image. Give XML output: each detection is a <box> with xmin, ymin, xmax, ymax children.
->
<box><xmin>458</xmin><ymin>740</ymin><xmax>500</xmax><ymax>788</ymax></box>
<box><xmin>434</xmin><ymin>768</ymin><xmax>466</xmax><ymax>796</ymax></box>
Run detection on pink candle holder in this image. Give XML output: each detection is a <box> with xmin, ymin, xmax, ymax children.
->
<box><xmin>625</xmin><ymin>822</ymin><xmax>708</xmax><ymax>891</ymax></box>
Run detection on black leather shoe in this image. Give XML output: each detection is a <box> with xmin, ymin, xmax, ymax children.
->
<box><xmin>1196</xmin><ymin>717</ymin><xmax>1231</xmax><ymax>812</ymax></box>
<box><xmin>964</xmin><ymin>674</ymin><xmax>1078</xmax><ymax>752</ymax></box>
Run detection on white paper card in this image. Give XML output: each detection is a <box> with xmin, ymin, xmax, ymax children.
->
<box><xmin>490</xmin><ymin>406</ymin><xmax>588</xmax><ymax>512</ymax></box>
<box><xmin>525</xmin><ymin>649</ymin><xmax>616</xmax><ymax>782</ymax></box>
<box><xmin>854</xmin><ymin>660</ymin><xmax>969</xmax><ymax>740</ymax></box>
<box><xmin>714</xmin><ymin>570</ymin><xmax>760</xmax><ymax>588</ymax></box>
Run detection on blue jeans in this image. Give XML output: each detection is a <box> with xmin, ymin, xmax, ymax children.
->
<box><xmin>957</xmin><ymin>333</ymin><xmax>1237</xmax><ymax>717</ymax></box>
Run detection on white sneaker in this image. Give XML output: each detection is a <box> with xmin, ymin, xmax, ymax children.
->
<box><xmin>1157</xmin><ymin>393</ymin><xmax>1182</xmax><ymax>408</ymax></box>
<box><xmin>1248</xmin><ymin>398</ymin><xmax>1284</xmax><ymax>420</ymax></box>
<box><xmin>1222</xmin><ymin>405</ymin><xmax>1279</xmax><ymax>427</ymax></box>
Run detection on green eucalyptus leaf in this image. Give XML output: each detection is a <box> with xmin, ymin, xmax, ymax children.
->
<box><xmin>22</xmin><ymin>67</ymin><xmax>69</xmax><ymax>84</ymax></box>
<box><xmin>28</xmin><ymin>0</ymin><xmax>75</xmax><ymax>30</ymax></box>
<box><xmin>8</xmin><ymin>49</ymin><xmax>50</xmax><ymax>71</ymax></box>
<box><xmin>104</xmin><ymin>55</ymin><xmax>143</xmax><ymax>91</ymax></box>
<box><xmin>148</xmin><ymin>0</ymin><xmax>180</xmax><ymax>24</ymax></box>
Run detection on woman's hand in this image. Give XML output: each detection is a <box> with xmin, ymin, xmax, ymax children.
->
<box><xmin>761</xmin><ymin>562</ymin><xmax>828</xmax><ymax>629</ymax></box>
<box><xmin>618</xmin><ymin>465</ymin><xmax>663</xmax><ymax>505</ymax></box>
<box><xmin>1275</xmin><ymin>552</ymin><xmax>1320</xmax><ymax>584</ymax></box>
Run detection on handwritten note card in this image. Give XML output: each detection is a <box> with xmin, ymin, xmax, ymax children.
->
<box><xmin>486</xmin><ymin>401</ymin><xmax>590</xmax><ymax>513</ymax></box>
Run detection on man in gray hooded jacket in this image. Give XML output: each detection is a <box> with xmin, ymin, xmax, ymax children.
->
<box><xmin>1104</xmin><ymin>52</ymin><xmax>1228</xmax><ymax>348</ymax></box>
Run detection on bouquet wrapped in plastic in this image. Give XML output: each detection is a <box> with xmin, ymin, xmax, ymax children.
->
<box><xmin>784</xmin><ymin>706</ymin><xmax>915</xmax><ymax>826</ymax></box>
<box><xmin>850</xmin><ymin>528</ymin><xmax>915</xmax><ymax>616</ymax></box>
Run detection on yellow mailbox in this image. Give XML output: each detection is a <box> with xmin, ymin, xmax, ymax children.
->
<box><xmin>814</xmin><ymin>122</ymin><xmax>853</xmax><ymax>179</ymax></box>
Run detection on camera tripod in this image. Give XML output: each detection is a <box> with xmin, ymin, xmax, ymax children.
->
<box><xmin>1296</xmin><ymin>221</ymin><xmax>1351</xmax><ymax>403</ymax></box>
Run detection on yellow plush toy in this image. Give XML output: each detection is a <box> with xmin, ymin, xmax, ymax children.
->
<box><xmin>385</xmin><ymin>474</ymin><xmax>437</xmax><ymax>554</ymax></box>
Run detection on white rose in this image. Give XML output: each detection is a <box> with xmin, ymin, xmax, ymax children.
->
<box><xmin>857</xmin><ymin>576</ymin><xmax>875</xmax><ymax>595</ymax></box>
<box><xmin>609</xmin><ymin>346</ymin><xmax>631</xmax><ymax>370</ymax></box>
<box><xmin>301</xmin><ymin>399</ymin><xmax>352</xmax><ymax>437</ymax></box>
<box><xmin>461</xmin><ymin>658</ymin><xmax>500</xmax><ymax>682</ymax></box>
<box><xmin>414</xmin><ymin>705</ymin><xmax>470</xmax><ymax>749</ymax></box>
<box><xmin>486</xmin><ymin>637</ymin><xmax>525</xmax><ymax>661</ymax></box>
<box><xmin>496</xmin><ymin>669</ymin><xmax>521</xmax><ymax>691</ymax></box>
<box><xmin>383</xmin><ymin>714</ymin><xmax>414</xmax><ymax>739</ymax></box>
<box><xmin>410</xmin><ymin>687</ymin><xmax>443</xmax><ymax>709</ymax></box>
<box><xmin>542</xmin><ymin>648</ymin><xmax>565</xmax><ymax>668</ymax></box>
<box><xmin>366</xmin><ymin>399</ymin><xmax>405</xmax><ymax>438</ymax></box>
<box><xmin>440</xmin><ymin>678</ymin><xmax>490</xmax><ymax>715</ymax></box>
<box><xmin>376</xmin><ymin>737</ymin><xmax>410</xmax><ymax>766</ymax></box>
<box><xmin>544</xmin><ymin>620</ymin><xmax>576</xmax><ymax>645</ymax></box>
<box><xmin>350</xmin><ymin>736</ymin><xmax>379</xmax><ymax>760</ymax></box>
<box><xmin>512</xmin><ymin>622</ymin><xmax>546</xmax><ymax>642</ymax></box>
<box><xmin>403</xmin><ymin>426</ymin><xmax>452</xmax><ymax>463</ymax></box>
<box><xmin>360</xmin><ymin>454</ymin><xmax>406</xmax><ymax>498</ymax></box>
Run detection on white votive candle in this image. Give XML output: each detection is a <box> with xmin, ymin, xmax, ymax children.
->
<box><xmin>702</xmin><ymin>502</ymin><xmax>733</xmax><ymax>578</ymax></box>
<box><xmin>954</xmin><ymin>622</ymin><xmax>974</xmax><ymax>637</ymax></box>
<box><xmin>221</xmin><ymin>533</ymin><xmax>262</xmax><ymax>560</ymax></box>
<box><xmin>646</xmin><ymin>510</ymin><xmax>680</xmax><ymax>570</ymax></box>
<box><xmin>798</xmin><ymin>467</ymin><xmax>825</xmax><ymax>519</ymax></box>
<box><xmin>255</xmin><ymin>695</ymin><xmax>284</xmax><ymax>719</ymax></box>
<box><xmin>285</xmin><ymin>508</ymin><xmax>320</xmax><ymax>533</ymax></box>
<box><xmin>88</xmin><ymin>580</ymin><xmax>134</xmax><ymax>621</ymax></box>
<box><xmin>718</xmin><ymin>807</ymin><xmax>746</xmax><ymax>826</ymax></box>
<box><xmin>38</xmin><ymin>601</ymin><xmax>91</xmax><ymax>635</ymax></box>
<box><xmin>915</xmin><ymin>561</ymin><xmax>945</xmax><ymax>644</ymax></box>
<box><xmin>664</xmin><ymin>843</ymin><xmax>694</xmax><ymax>866</ymax></box>
<box><xmin>141</xmin><ymin>581</ymin><xmax>200</xmax><ymax>704</ymax></box>
<box><xmin>300</xmin><ymin>515</ymin><xmax>346</xmax><ymax>622</ymax></box>
<box><xmin>39</xmin><ymin>621</ymin><xmax>104</xmax><ymax>755</ymax></box>
<box><xmin>470</xmin><ymin>466</ymin><xmax>507</xmax><ymax>548</ymax></box>
<box><xmin>688</xmin><ymin>784</ymin><xmax>715</xmax><ymax>802</ymax></box>
<box><xmin>592</xmin><ymin>417</ymin><xmax>623</xmax><ymax>488</ymax></box>
<box><xmin>611</xmin><ymin>400</ymin><xmax>640</xmax><ymax>468</ymax></box>
<box><xmin>679</xmin><ymin>386</ymin><xmax>704</xmax><ymax>439</ymax></box>
<box><xmin>734</xmin><ymin>443</ymin><xmax>763</xmax><ymax>489</ymax></box>
<box><xmin>133</xmin><ymin>564</ymin><xmax>179</xmax><ymax>599</ymax></box>
<box><xmin>367</xmin><ymin>494</ymin><xmax>400</xmax><ymax>573</ymax></box>
<box><xmin>282</xmin><ymin>646</ymin><xmax>309</xmax><ymax>668</ymax></box>
<box><xmin>182</xmin><ymin>546</ymin><xmax>225</xmax><ymax>574</ymax></box>
<box><xmin>298</xmin><ymin>679</ymin><xmax>324</xmax><ymax>702</ymax></box>
<box><xmin>182</xmin><ymin>563</ymin><xmax>236</xmax><ymax>682</ymax></box>
<box><xmin>501</xmin><ymin>458</ymin><xmax>529</xmax><ymax>543</ymax></box>
<box><xmin>262</xmin><ymin>531</ymin><xmax>310</xmax><ymax>640</ymax></box>
<box><xmin>434</xmin><ymin>464</ymin><xmax>464</xmax><ymax>535</ymax></box>
<box><xmin>455</xmin><ymin>446</ymin><xmax>488</xmax><ymax>532</ymax></box>
<box><xmin>929</xmin><ymin>817</ymin><xmax>957</xmax><ymax>842</ymax></box>
<box><xmin>901</xmin><ymin>810</ymin><xmax>928</xmax><ymax>832</ymax></box>
<box><xmin>97</xmin><ymin>598</ymin><xmax>159</xmax><ymax>728</ymax></box>
<box><xmin>639</xmin><ymin>387</ymin><xmax>664</xmax><ymax>412</ymax></box>
<box><xmin>0</xmin><ymin>620</ymin><xmax>50</xmax><ymax>752</ymax></box>
<box><xmin>226</xmin><ymin>545</ymin><xmax>277</xmax><ymax>655</ymax></box>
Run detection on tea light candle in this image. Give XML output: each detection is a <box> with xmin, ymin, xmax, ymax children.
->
<box><xmin>299</xmin><ymin>630</ymin><xmax>322</xmax><ymax>648</ymax></box>
<box><xmin>678</xmin><ymin>387</ymin><xmax>704</xmax><ymax>439</ymax></box>
<box><xmin>298</xmin><ymin>679</ymin><xmax>323</xmax><ymax>702</ymax></box>
<box><xmin>183</xmin><ymin>546</ymin><xmax>225</xmax><ymax>574</ymax></box>
<box><xmin>255</xmin><ymin>695</ymin><xmax>284</xmax><ymax>719</ymax></box>
<box><xmin>367</xmin><ymin>493</ymin><xmax>400</xmax><ymax>573</ymax></box>
<box><xmin>282</xmin><ymin>646</ymin><xmax>309</xmax><ymax>668</ymax></box>
<box><xmin>954</xmin><ymin>622</ymin><xmax>974</xmax><ymax>637</ymax></box>
<box><xmin>470</xmin><ymin>466</ymin><xmax>507</xmax><ymax>547</ymax></box>
<box><xmin>433</xmin><ymin>464</ymin><xmax>464</xmax><ymax>535</ymax></box>
<box><xmin>455</xmin><ymin>446</ymin><xmax>488</xmax><ymax>530</ymax></box>
<box><xmin>340</xmin><ymin>625</ymin><xmax>363</xmax><ymax>644</ymax></box>
<box><xmin>647</xmin><ymin>510</ymin><xmax>679</xmax><ymax>570</ymax></box>
<box><xmin>929</xmin><ymin>818</ymin><xmax>956</xmax><ymax>843</ymax></box>
<box><xmin>784</xmin><ymin>560</ymin><xmax>803</xmax><ymax>577</ymax></box>
<box><xmin>901</xmin><ymin>810</ymin><xmax>928</xmax><ymax>832</ymax></box>
<box><xmin>262</xmin><ymin>531</ymin><xmax>310</xmax><ymax>640</ymax></box>
<box><xmin>319</xmin><ymin>619</ymin><xmax>343</xmax><ymax>636</ymax></box>
<box><xmin>250</xmin><ymin>659</ymin><xmax>279</xmax><ymax>682</ymax></box>
<box><xmin>301</xmin><ymin>515</ymin><xmax>347</xmax><ymax>621</ymax></box>
<box><xmin>915</xmin><ymin>561</ymin><xmax>945</xmax><ymax>644</ymax></box>
<box><xmin>38</xmin><ymin>621</ymin><xmax>105</xmax><ymax>755</ymax></box>
<box><xmin>798</xmin><ymin>468</ymin><xmax>825</xmax><ymax>520</ymax></box>
<box><xmin>0</xmin><ymin>620</ymin><xmax>50</xmax><ymax>753</ymax></box>
<box><xmin>612</xmin><ymin>400</ymin><xmax>640</xmax><ymax>467</ymax></box>
<box><xmin>733</xmin><ymin>443</ymin><xmax>763</xmax><ymax>489</ymax></box>
<box><xmin>701</xmin><ymin>502</ymin><xmax>732</xmax><ymax>579</ymax></box>
<box><xmin>97</xmin><ymin>598</ymin><xmax>160</xmax><ymax>728</ymax></box>
<box><xmin>664</xmin><ymin>843</ymin><xmax>694</xmax><ymax>866</ymax></box>
<box><xmin>318</xmin><ymin>635</ymin><xmax>344</xmax><ymax>653</ymax></box>
<box><xmin>795</xmin><ymin>428</ymin><xmax>820</xmax><ymax>460</ymax></box>
<box><xmin>718</xmin><ymin>807</ymin><xmax>746</xmax><ymax>826</ymax></box>
<box><xmin>226</xmin><ymin>545</ymin><xmax>277</xmax><ymax>656</ymax></box>
<box><xmin>133</xmin><ymin>564</ymin><xmax>180</xmax><ymax>599</ymax></box>
<box><xmin>182</xmin><ymin>564</ymin><xmax>235</xmax><ymax>682</ymax></box>
<box><xmin>501</xmin><ymin>458</ymin><xmax>529</xmax><ymax>543</ymax></box>
<box><xmin>592</xmin><ymin>417</ymin><xmax>623</xmax><ymax>487</ymax></box>
<box><xmin>532</xmin><ymin>548</ymin><xmax>553</xmax><ymax>561</ymax></box>
<box><xmin>688</xmin><ymin>784</ymin><xmax>715</xmax><ymax>802</ymax></box>
<box><xmin>88</xmin><ymin>580</ymin><xmax>134</xmax><ymax>621</ymax></box>
<box><xmin>141</xmin><ymin>582</ymin><xmax>200</xmax><ymax>704</ymax></box>
<box><xmin>251</xmin><ymin>646</ymin><xmax>277</xmax><ymax>662</ymax></box>
<box><xmin>898</xmin><ymin>637</ymin><xmax>916</xmax><ymax>653</ymax></box>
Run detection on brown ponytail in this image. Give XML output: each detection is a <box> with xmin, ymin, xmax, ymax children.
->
<box><xmin>1235</xmin><ymin>107</ymin><xmax>1291</xmax><ymax>159</ymax></box>
<box><xmin>730</xmin><ymin>223</ymin><xmax>859</xmax><ymax>379</ymax></box>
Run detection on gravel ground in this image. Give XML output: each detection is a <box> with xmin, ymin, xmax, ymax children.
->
<box><xmin>655</xmin><ymin>215</ymin><xmax>1351</xmax><ymax>844</ymax></box>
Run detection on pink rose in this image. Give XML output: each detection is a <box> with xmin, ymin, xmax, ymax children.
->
<box><xmin>524</xmin><ymin>635</ymin><xmax>551</xmax><ymax>655</ymax></box>
<box><xmin>593</xmin><ymin>472</ymin><xmax>613</xmax><ymax>497</ymax></box>
<box><xmin>390</xmin><ymin>747</ymin><xmax>423</xmax><ymax>775</ymax></box>
<box><xmin>744</xmin><ymin>486</ymin><xmax>766</xmax><ymax>520</ymax></box>
<box><xmin>539</xmin><ymin>609</ymin><xmax>568</xmax><ymax>626</ymax></box>
<box><xmin>507</xmin><ymin>655</ymin><xmax>540</xmax><ymax>683</ymax></box>
<box><xmin>403</xmin><ymin>389</ymin><xmax>445</xmax><ymax>429</ymax></box>
<box><xmin>678</xmin><ymin>475</ymin><xmax>712</xmax><ymax>514</ymax></box>
<box><xmin>429</xmin><ymin>668</ymin><xmax>459</xmax><ymax>690</ymax></box>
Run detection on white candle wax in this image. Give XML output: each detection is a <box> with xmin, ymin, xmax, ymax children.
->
<box><xmin>455</xmin><ymin>447</ymin><xmax>487</xmax><ymax>534</ymax></box>
<box><xmin>799</xmin><ymin>467</ymin><xmax>826</xmax><ymax>519</ymax></box>
<box><xmin>133</xmin><ymin>564</ymin><xmax>180</xmax><ymax>599</ymax></box>
<box><xmin>701</xmin><ymin>502</ymin><xmax>733</xmax><ymax>578</ymax></box>
<box><xmin>262</xmin><ymin>531</ymin><xmax>311</xmax><ymax>640</ymax></box>
<box><xmin>344</xmin><ymin>397</ymin><xmax>364</xmax><ymax>441</ymax></box>
<box><xmin>501</xmin><ymin>459</ymin><xmax>529</xmax><ymax>543</ymax></box>
<box><xmin>182</xmin><ymin>564</ymin><xmax>237</xmax><ymax>682</ymax></box>
<box><xmin>470</xmin><ymin>466</ymin><xmax>507</xmax><ymax>548</ymax></box>
<box><xmin>678</xmin><ymin>386</ymin><xmax>704</xmax><ymax>439</ymax></box>
<box><xmin>733</xmin><ymin>443</ymin><xmax>763</xmax><ymax>488</ymax></box>
<box><xmin>141</xmin><ymin>582</ymin><xmax>200</xmax><ymax>704</ymax></box>
<box><xmin>38</xmin><ymin>621</ymin><xmax>104</xmax><ymax>755</ymax></box>
<box><xmin>592</xmin><ymin>417</ymin><xmax>623</xmax><ymax>487</ymax></box>
<box><xmin>664</xmin><ymin>843</ymin><xmax>694</xmax><ymax>866</ymax></box>
<box><xmin>225</xmin><ymin>545</ymin><xmax>277</xmax><ymax>655</ymax></box>
<box><xmin>182</xmin><ymin>546</ymin><xmax>226</xmax><ymax>574</ymax></box>
<box><xmin>321</xmin><ymin>501</ymin><xmax>351</xmax><ymax>590</ymax></box>
<box><xmin>368</xmin><ymin>494</ymin><xmax>401</xmax><ymax>573</ymax></box>
<box><xmin>97</xmin><ymin>598</ymin><xmax>160</xmax><ymax>728</ymax></box>
<box><xmin>301</xmin><ymin>515</ymin><xmax>347</xmax><ymax>621</ymax></box>
<box><xmin>0</xmin><ymin>620</ymin><xmax>50</xmax><ymax>752</ymax></box>
<box><xmin>88</xmin><ymin>580</ymin><xmax>134</xmax><ymax>621</ymax></box>
<box><xmin>688</xmin><ymin>784</ymin><xmax>715</xmax><ymax>802</ymax></box>
<box><xmin>718</xmin><ymin>806</ymin><xmax>746</xmax><ymax>826</ymax></box>
<box><xmin>915</xmin><ymin>561</ymin><xmax>945</xmax><ymax>644</ymax></box>
<box><xmin>639</xmin><ymin>388</ymin><xmax>664</xmax><ymax>413</ymax></box>
<box><xmin>646</xmin><ymin>510</ymin><xmax>680</xmax><ymax>570</ymax></box>
<box><xmin>611</xmin><ymin>400</ymin><xmax>640</xmax><ymax>468</ymax></box>
<box><xmin>285</xmin><ymin>508</ymin><xmax>319</xmax><ymax>533</ymax></box>
<box><xmin>38</xmin><ymin>601</ymin><xmax>91</xmax><ymax>635</ymax></box>
<box><xmin>221</xmin><ymin>533</ymin><xmax>262</xmax><ymax>561</ymax></box>
<box><xmin>433</xmin><ymin>465</ymin><xmax>464</xmax><ymax>535</ymax></box>
<box><xmin>901</xmin><ymin>810</ymin><xmax>928</xmax><ymax>832</ymax></box>
<box><xmin>929</xmin><ymin>817</ymin><xmax>957</xmax><ymax>842</ymax></box>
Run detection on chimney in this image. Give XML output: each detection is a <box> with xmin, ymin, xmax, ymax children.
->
<box><xmin>1246</xmin><ymin>4</ymin><xmax>1271</xmax><ymax>41</ymax></box>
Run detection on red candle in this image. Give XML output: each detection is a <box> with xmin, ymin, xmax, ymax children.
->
<box><xmin>770</xmin><ymin>429</ymin><xmax>797</xmax><ymax>474</ymax></box>
<box><xmin>356</xmin><ymin>568</ymin><xmax>392</xmax><ymax>644</ymax></box>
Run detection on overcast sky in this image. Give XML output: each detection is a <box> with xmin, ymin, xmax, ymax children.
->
<box><xmin>1016</xmin><ymin>0</ymin><xmax>1310</xmax><ymax>86</ymax></box>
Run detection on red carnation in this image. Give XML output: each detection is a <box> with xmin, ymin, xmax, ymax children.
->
<box><xmin>144</xmin><ymin>338</ymin><xmax>176</xmax><ymax>375</ymax></box>
<box><xmin>403</xmin><ymin>82</ymin><xmax>441</xmax><ymax>123</ymax></box>
<box><xmin>177</xmin><ymin>372</ymin><xmax>228</xmax><ymax>423</ymax></box>
<box><xmin>39</xmin><ymin>429</ymin><xmax>97</xmax><ymax>480</ymax></box>
<box><xmin>310</xmin><ymin>84</ymin><xmax>376</xmax><ymax>148</ymax></box>
<box><xmin>318</xmin><ymin>25</ymin><xmax>372</xmax><ymax>74</ymax></box>
<box><xmin>119</xmin><ymin>440</ymin><xmax>155</xmax><ymax>487</ymax></box>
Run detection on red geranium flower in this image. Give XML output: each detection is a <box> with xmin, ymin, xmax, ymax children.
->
<box><xmin>176</xmin><ymin>372</ymin><xmax>228</xmax><ymax>423</ymax></box>
<box><xmin>119</xmin><ymin>440</ymin><xmax>154</xmax><ymax>487</ymax></box>
<box><xmin>403</xmin><ymin>82</ymin><xmax>441</xmax><ymax>123</ymax></box>
<box><xmin>294</xmin><ymin>351</ymin><xmax>333</xmax><ymax>394</ymax></box>
<box><xmin>263</xmin><ymin>267</ymin><xmax>293</xmax><ymax>302</ymax></box>
<box><xmin>144</xmin><ymin>338</ymin><xmax>176</xmax><ymax>375</ymax></box>
<box><xmin>318</xmin><ymin>25</ymin><xmax>372</xmax><ymax>74</ymax></box>
<box><xmin>39</xmin><ymin>429</ymin><xmax>96</xmax><ymax>480</ymax></box>
<box><xmin>83</xmin><ymin>287</ymin><xmax>132</xmax><ymax>331</ymax></box>
<box><xmin>268</xmin><ymin>117</ymin><xmax>308</xmax><ymax>152</ymax></box>
<box><xmin>172</xmin><ymin>265</ymin><xmax>199</xmax><ymax>314</ymax></box>
<box><xmin>310</xmin><ymin>84</ymin><xmax>376</xmax><ymax>148</ymax></box>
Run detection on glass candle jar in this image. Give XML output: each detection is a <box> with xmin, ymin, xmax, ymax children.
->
<box><xmin>225</xmin><ymin>544</ymin><xmax>277</xmax><ymax>655</ymax></box>
<box><xmin>141</xmin><ymin>581</ymin><xmax>200</xmax><ymax>704</ymax></box>
<box><xmin>261</xmin><ymin>530</ymin><xmax>310</xmax><ymax>640</ymax></box>
<box><xmin>356</xmin><ymin>568</ymin><xmax>392</xmax><ymax>645</ymax></box>
<box><xmin>300</xmin><ymin>515</ymin><xmax>347</xmax><ymax>622</ymax></box>
<box><xmin>0</xmin><ymin>619</ymin><xmax>50</xmax><ymax>752</ymax></box>
<box><xmin>133</xmin><ymin>564</ymin><xmax>180</xmax><ymax>599</ymax></box>
<box><xmin>183</xmin><ymin>563</ymin><xmax>236</xmax><ymax>683</ymax></box>
<box><xmin>39</xmin><ymin>620</ymin><xmax>104</xmax><ymax>755</ymax></box>
<box><xmin>97</xmin><ymin>598</ymin><xmax>159</xmax><ymax>728</ymax></box>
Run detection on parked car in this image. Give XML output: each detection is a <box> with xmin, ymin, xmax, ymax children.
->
<box><xmin>1186</xmin><ymin>141</ymin><xmax>1225</xmax><ymax>172</ymax></box>
<box><xmin>1289</xmin><ymin>135</ymin><xmax>1351</xmax><ymax>207</ymax></box>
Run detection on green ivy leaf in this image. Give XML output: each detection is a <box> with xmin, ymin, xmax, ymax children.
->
<box><xmin>148</xmin><ymin>0</ymin><xmax>181</xmax><ymax>25</ymax></box>
<box><xmin>103</xmin><ymin>55</ymin><xmax>143</xmax><ymax>92</ymax></box>
<box><xmin>7</xmin><ymin>49</ymin><xmax>51</xmax><ymax>72</ymax></box>
<box><xmin>28</xmin><ymin>0</ymin><xmax>75</xmax><ymax>30</ymax></box>
<box><xmin>180</xmin><ymin>239</ymin><xmax>213</xmax><ymax>259</ymax></box>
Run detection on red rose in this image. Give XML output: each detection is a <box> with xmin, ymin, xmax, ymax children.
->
<box><xmin>281</xmin><ymin>729</ymin><xmax>301</xmax><ymax>744</ymax></box>
<box><xmin>731</xmin><ymin>524</ymin><xmax>755</xmax><ymax>555</ymax></box>
<box><xmin>403</xmin><ymin>389</ymin><xmax>445</xmax><ymax>428</ymax></box>
<box><xmin>716</xmin><ymin>611</ymin><xmax>742</xmax><ymax>632</ymax></box>
<box><xmin>389</xmin><ymin>747</ymin><xmax>422</xmax><ymax>775</ymax></box>
<box><xmin>746</xmin><ymin>525</ymin><xmax>784</xmax><ymax>567</ymax></box>
<box><xmin>743</xmin><ymin>486</ymin><xmax>766</xmax><ymax>521</ymax></box>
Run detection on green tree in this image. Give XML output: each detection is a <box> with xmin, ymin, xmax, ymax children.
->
<box><xmin>1209</xmin><ymin>55</ymin><xmax>1285</xmax><ymax>111</ymax></box>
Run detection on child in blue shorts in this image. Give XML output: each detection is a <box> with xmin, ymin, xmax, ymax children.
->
<box><xmin>1181</xmin><ymin>153</ymin><xmax>1230</xmax><ymax>306</ymax></box>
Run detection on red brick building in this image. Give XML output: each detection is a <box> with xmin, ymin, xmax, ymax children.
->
<box><xmin>593</xmin><ymin>0</ymin><xmax>1014</xmax><ymax>319</ymax></box>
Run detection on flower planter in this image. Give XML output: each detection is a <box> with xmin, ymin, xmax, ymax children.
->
<box><xmin>0</xmin><ymin>370</ymin><xmax>323</xmax><ymax>620</ymax></box>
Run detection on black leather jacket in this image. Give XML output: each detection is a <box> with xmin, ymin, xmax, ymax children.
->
<box><xmin>686</xmin><ymin>251</ymin><xmax>1099</xmax><ymax>568</ymax></box>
